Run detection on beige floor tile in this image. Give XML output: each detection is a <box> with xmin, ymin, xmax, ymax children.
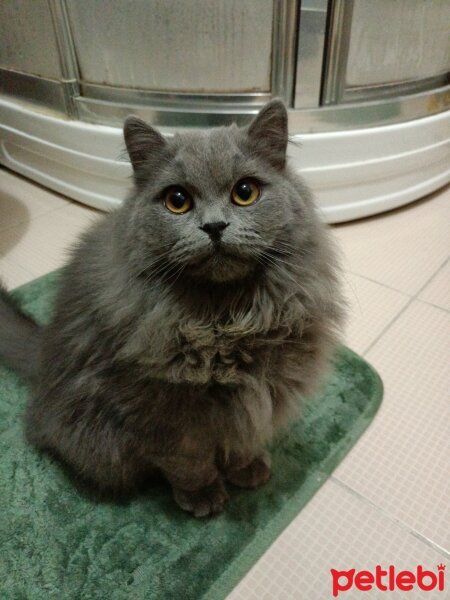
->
<box><xmin>332</xmin><ymin>186</ymin><xmax>450</xmax><ymax>296</ymax></box>
<box><xmin>418</xmin><ymin>259</ymin><xmax>450</xmax><ymax>312</ymax></box>
<box><xmin>0</xmin><ymin>167</ymin><xmax>70</xmax><ymax>232</ymax></box>
<box><xmin>342</xmin><ymin>272</ymin><xmax>410</xmax><ymax>355</ymax></box>
<box><xmin>0</xmin><ymin>202</ymin><xmax>99</xmax><ymax>278</ymax></box>
<box><xmin>333</xmin><ymin>300</ymin><xmax>450</xmax><ymax>551</ymax></box>
<box><xmin>226</xmin><ymin>478</ymin><xmax>448</xmax><ymax>600</ymax></box>
<box><xmin>0</xmin><ymin>256</ymin><xmax>35</xmax><ymax>288</ymax></box>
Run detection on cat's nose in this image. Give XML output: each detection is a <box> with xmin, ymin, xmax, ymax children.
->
<box><xmin>200</xmin><ymin>221</ymin><xmax>229</xmax><ymax>241</ymax></box>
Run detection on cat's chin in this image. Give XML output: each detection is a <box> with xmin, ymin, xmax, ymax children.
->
<box><xmin>187</xmin><ymin>249</ymin><xmax>255</xmax><ymax>283</ymax></box>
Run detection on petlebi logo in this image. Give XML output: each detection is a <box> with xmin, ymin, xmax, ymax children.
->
<box><xmin>330</xmin><ymin>564</ymin><xmax>446</xmax><ymax>597</ymax></box>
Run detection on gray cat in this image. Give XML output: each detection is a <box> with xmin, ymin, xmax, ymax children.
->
<box><xmin>0</xmin><ymin>100</ymin><xmax>344</xmax><ymax>517</ymax></box>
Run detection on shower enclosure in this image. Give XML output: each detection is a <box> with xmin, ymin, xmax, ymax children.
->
<box><xmin>0</xmin><ymin>0</ymin><xmax>449</xmax><ymax>221</ymax></box>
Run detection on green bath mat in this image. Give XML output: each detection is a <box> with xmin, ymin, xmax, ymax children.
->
<box><xmin>0</xmin><ymin>271</ymin><xmax>382</xmax><ymax>600</ymax></box>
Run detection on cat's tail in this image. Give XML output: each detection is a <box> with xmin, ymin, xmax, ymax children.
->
<box><xmin>0</xmin><ymin>282</ymin><xmax>41</xmax><ymax>380</ymax></box>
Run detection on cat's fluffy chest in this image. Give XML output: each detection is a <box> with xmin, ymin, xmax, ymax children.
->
<box><xmin>124</xmin><ymin>301</ymin><xmax>298</xmax><ymax>386</ymax></box>
<box><xmin>165</xmin><ymin>321</ymin><xmax>263</xmax><ymax>384</ymax></box>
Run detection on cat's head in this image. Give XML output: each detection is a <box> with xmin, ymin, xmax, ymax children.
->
<box><xmin>122</xmin><ymin>100</ymin><xmax>305</xmax><ymax>284</ymax></box>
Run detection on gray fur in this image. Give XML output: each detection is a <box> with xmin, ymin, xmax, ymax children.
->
<box><xmin>0</xmin><ymin>101</ymin><xmax>344</xmax><ymax>516</ymax></box>
<box><xmin>0</xmin><ymin>286</ymin><xmax>41</xmax><ymax>378</ymax></box>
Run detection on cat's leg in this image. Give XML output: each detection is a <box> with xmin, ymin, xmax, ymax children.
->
<box><xmin>172</xmin><ymin>478</ymin><xmax>229</xmax><ymax>518</ymax></box>
<box><xmin>221</xmin><ymin>449</ymin><xmax>272</xmax><ymax>489</ymax></box>
<box><xmin>154</xmin><ymin>436</ymin><xmax>229</xmax><ymax>518</ymax></box>
<box><xmin>25</xmin><ymin>401</ymin><xmax>152</xmax><ymax>498</ymax></box>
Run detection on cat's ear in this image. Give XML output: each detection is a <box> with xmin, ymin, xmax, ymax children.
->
<box><xmin>247</xmin><ymin>100</ymin><xmax>288</xmax><ymax>170</ymax></box>
<box><xmin>123</xmin><ymin>116</ymin><xmax>168</xmax><ymax>173</ymax></box>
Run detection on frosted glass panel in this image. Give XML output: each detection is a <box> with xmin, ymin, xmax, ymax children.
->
<box><xmin>346</xmin><ymin>0</ymin><xmax>450</xmax><ymax>88</ymax></box>
<box><xmin>0</xmin><ymin>0</ymin><xmax>62</xmax><ymax>79</ymax></box>
<box><xmin>66</xmin><ymin>0</ymin><xmax>273</xmax><ymax>93</ymax></box>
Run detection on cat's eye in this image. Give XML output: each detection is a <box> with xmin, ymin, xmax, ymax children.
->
<box><xmin>231</xmin><ymin>179</ymin><xmax>260</xmax><ymax>207</ymax></box>
<box><xmin>164</xmin><ymin>186</ymin><xmax>193</xmax><ymax>214</ymax></box>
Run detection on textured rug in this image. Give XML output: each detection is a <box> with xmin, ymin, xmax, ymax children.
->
<box><xmin>0</xmin><ymin>271</ymin><xmax>382</xmax><ymax>600</ymax></box>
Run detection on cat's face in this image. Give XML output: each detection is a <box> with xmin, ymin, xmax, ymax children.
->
<box><xmin>123</xmin><ymin>101</ymin><xmax>300</xmax><ymax>283</ymax></box>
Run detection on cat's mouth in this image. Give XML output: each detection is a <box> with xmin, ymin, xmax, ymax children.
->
<box><xmin>186</xmin><ymin>243</ymin><xmax>255</xmax><ymax>281</ymax></box>
<box><xmin>190</xmin><ymin>241</ymin><xmax>238</xmax><ymax>261</ymax></box>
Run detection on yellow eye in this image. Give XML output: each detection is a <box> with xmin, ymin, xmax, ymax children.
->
<box><xmin>231</xmin><ymin>179</ymin><xmax>260</xmax><ymax>206</ymax></box>
<box><xmin>164</xmin><ymin>186</ymin><xmax>193</xmax><ymax>214</ymax></box>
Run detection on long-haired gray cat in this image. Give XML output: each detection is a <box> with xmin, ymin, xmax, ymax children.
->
<box><xmin>0</xmin><ymin>101</ymin><xmax>343</xmax><ymax>517</ymax></box>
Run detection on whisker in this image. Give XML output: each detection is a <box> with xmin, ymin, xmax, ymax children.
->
<box><xmin>258</xmin><ymin>252</ymin><xmax>301</xmax><ymax>288</ymax></box>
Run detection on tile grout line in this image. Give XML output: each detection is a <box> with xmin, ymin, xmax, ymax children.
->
<box><xmin>347</xmin><ymin>270</ymin><xmax>414</xmax><ymax>298</ymax></box>
<box><xmin>351</xmin><ymin>257</ymin><xmax>450</xmax><ymax>558</ymax></box>
<box><xmin>347</xmin><ymin>255</ymin><xmax>449</xmax><ymax>303</ymax></box>
<box><xmin>413</xmin><ymin>256</ymin><xmax>449</xmax><ymax>297</ymax></box>
<box><xmin>330</xmin><ymin>476</ymin><xmax>450</xmax><ymax>560</ymax></box>
<box><xmin>362</xmin><ymin>296</ymin><xmax>415</xmax><ymax>357</ymax></box>
<box><xmin>414</xmin><ymin>297</ymin><xmax>450</xmax><ymax>315</ymax></box>
<box><xmin>362</xmin><ymin>256</ymin><xmax>450</xmax><ymax>356</ymax></box>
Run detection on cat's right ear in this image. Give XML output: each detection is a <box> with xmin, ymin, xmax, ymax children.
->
<box><xmin>247</xmin><ymin>100</ymin><xmax>288</xmax><ymax>170</ymax></box>
<box><xmin>123</xmin><ymin>116</ymin><xmax>168</xmax><ymax>175</ymax></box>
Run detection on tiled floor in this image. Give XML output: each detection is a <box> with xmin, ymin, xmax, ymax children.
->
<box><xmin>1</xmin><ymin>167</ymin><xmax>449</xmax><ymax>598</ymax></box>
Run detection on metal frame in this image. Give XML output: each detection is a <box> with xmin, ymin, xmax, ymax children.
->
<box><xmin>294</xmin><ymin>0</ymin><xmax>330</xmax><ymax>109</ymax></box>
<box><xmin>0</xmin><ymin>68</ymin><xmax>67</xmax><ymax>113</ymax></box>
<box><xmin>47</xmin><ymin>0</ymin><xmax>80</xmax><ymax>117</ymax></box>
<box><xmin>74</xmin><ymin>90</ymin><xmax>271</xmax><ymax>130</ymax></box>
<box><xmin>74</xmin><ymin>82</ymin><xmax>450</xmax><ymax>133</ymax></box>
<box><xmin>1</xmin><ymin>67</ymin><xmax>449</xmax><ymax>133</ymax></box>
<box><xmin>290</xmin><ymin>84</ymin><xmax>450</xmax><ymax>132</ymax></box>
<box><xmin>78</xmin><ymin>83</ymin><xmax>271</xmax><ymax>115</ymax></box>
<box><xmin>342</xmin><ymin>73</ymin><xmax>450</xmax><ymax>103</ymax></box>
<box><xmin>321</xmin><ymin>0</ymin><xmax>354</xmax><ymax>105</ymax></box>
<box><xmin>271</xmin><ymin>0</ymin><xmax>300</xmax><ymax>104</ymax></box>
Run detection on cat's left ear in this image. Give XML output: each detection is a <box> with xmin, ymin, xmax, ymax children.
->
<box><xmin>123</xmin><ymin>116</ymin><xmax>168</xmax><ymax>173</ymax></box>
<box><xmin>247</xmin><ymin>99</ymin><xmax>288</xmax><ymax>170</ymax></box>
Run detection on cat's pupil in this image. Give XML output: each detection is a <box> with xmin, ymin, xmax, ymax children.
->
<box><xmin>170</xmin><ymin>191</ymin><xmax>186</xmax><ymax>208</ymax></box>
<box><xmin>237</xmin><ymin>182</ymin><xmax>252</xmax><ymax>200</ymax></box>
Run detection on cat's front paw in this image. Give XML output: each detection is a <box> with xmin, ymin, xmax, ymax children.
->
<box><xmin>226</xmin><ymin>453</ymin><xmax>272</xmax><ymax>489</ymax></box>
<box><xmin>172</xmin><ymin>477</ymin><xmax>229</xmax><ymax>518</ymax></box>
